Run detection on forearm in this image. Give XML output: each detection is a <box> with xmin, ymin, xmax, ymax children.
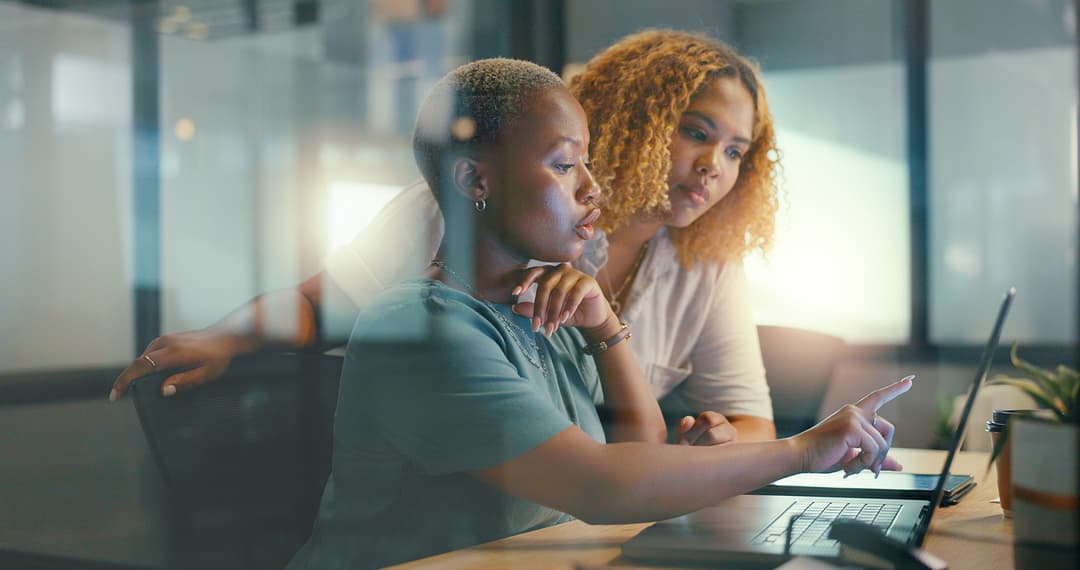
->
<box><xmin>211</xmin><ymin>288</ymin><xmax>319</xmax><ymax>354</ymax></box>
<box><xmin>728</xmin><ymin>415</ymin><xmax>777</xmax><ymax>442</ymax></box>
<box><xmin>570</xmin><ymin>438</ymin><xmax>802</xmax><ymax>523</ymax></box>
<box><xmin>585</xmin><ymin>319</ymin><xmax>666</xmax><ymax>444</ymax></box>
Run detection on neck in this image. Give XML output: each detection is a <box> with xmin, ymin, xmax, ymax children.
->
<box><xmin>606</xmin><ymin>215</ymin><xmax>664</xmax><ymax>253</ymax></box>
<box><xmin>433</xmin><ymin>231</ymin><xmax>526</xmax><ymax>304</ymax></box>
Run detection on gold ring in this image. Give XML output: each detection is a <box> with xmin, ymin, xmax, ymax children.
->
<box><xmin>142</xmin><ymin>354</ymin><xmax>157</xmax><ymax>371</ymax></box>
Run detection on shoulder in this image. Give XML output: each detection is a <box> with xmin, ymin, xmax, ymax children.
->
<box><xmin>350</xmin><ymin>280</ymin><xmax>501</xmax><ymax>341</ymax></box>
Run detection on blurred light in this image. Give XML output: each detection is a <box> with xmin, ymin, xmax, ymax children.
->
<box><xmin>52</xmin><ymin>55</ymin><xmax>130</xmax><ymax>128</ymax></box>
<box><xmin>327</xmin><ymin>182</ymin><xmax>404</xmax><ymax>251</ymax></box>
<box><xmin>944</xmin><ymin>243</ymin><xmax>981</xmax><ymax>277</ymax></box>
<box><xmin>185</xmin><ymin>21</ymin><xmax>209</xmax><ymax>41</ymax></box>
<box><xmin>3</xmin><ymin>98</ymin><xmax>24</xmax><ymax>130</ymax></box>
<box><xmin>451</xmin><ymin>117</ymin><xmax>475</xmax><ymax>140</ymax></box>
<box><xmin>174</xmin><ymin>118</ymin><xmax>196</xmax><ymax>141</ymax></box>
<box><xmin>173</xmin><ymin>6</ymin><xmax>192</xmax><ymax>23</ymax></box>
<box><xmin>744</xmin><ymin>127</ymin><xmax>910</xmax><ymax>343</ymax></box>
<box><xmin>156</xmin><ymin>17</ymin><xmax>178</xmax><ymax>34</ymax></box>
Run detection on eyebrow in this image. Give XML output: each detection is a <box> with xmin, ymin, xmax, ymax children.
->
<box><xmin>684</xmin><ymin>111</ymin><xmax>752</xmax><ymax>146</ymax></box>
<box><xmin>548</xmin><ymin>135</ymin><xmax>585</xmax><ymax>151</ymax></box>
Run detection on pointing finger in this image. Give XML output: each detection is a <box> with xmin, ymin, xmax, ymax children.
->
<box><xmin>857</xmin><ymin>374</ymin><xmax>915</xmax><ymax>413</ymax></box>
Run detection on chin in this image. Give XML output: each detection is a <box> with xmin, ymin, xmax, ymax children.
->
<box><xmin>538</xmin><ymin>243</ymin><xmax>583</xmax><ymax>264</ymax></box>
<box><xmin>665</xmin><ymin>210</ymin><xmax>701</xmax><ymax>229</ymax></box>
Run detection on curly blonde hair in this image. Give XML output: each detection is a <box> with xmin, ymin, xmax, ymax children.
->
<box><xmin>569</xmin><ymin>29</ymin><xmax>781</xmax><ymax>266</ymax></box>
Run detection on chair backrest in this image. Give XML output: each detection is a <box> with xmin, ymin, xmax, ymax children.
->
<box><xmin>757</xmin><ymin>325</ymin><xmax>845</xmax><ymax>438</ymax></box>
<box><xmin>130</xmin><ymin>351</ymin><xmax>342</xmax><ymax>569</ymax></box>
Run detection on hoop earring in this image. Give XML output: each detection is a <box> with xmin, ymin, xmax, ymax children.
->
<box><xmin>474</xmin><ymin>199</ymin><xmax>487</xmax><ymax>212</ymax></box>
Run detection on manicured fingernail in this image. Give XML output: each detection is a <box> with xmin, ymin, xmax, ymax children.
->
<box><xmin>560</xmin><ymin>311</ymin><xmax>570</xmax><ymax>324</ymax></box>
<box><xmin>532</xmin><ymin>318</ymin><xmax>541</xmax><ymax>333</ymax></box>
<box><xmin>108</xmin><ymin>389</ymin><xmax>118</xmax><ymax>402</ymax></box>
<box><xmin>512</xmin><ymin>286</ymin><xmax>522</xmax><ymax>296</ymax></box>
<box><xmin>545</xmin><ymin>323</ymin><xmax>554</xmax><ymax>337</ymax></box>
<box><xmin>162</xmin><ymin>385</ymin><xmax>176</xmax><ymax>397</ymax></box>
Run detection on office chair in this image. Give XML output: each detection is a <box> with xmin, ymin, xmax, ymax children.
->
<box><xmin>130</xmin><ymin>351</ymin><xmax>342</xmax><ymax>569</ymax></box>
<box><xmin>757</xmin><ymin>325</ymin><xmax>845</xmax><ymax>438</ymax></box>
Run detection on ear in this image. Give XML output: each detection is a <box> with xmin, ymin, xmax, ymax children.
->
<box><xmin>450</xmin><ymin>157</ymin><xmax>488</xmax><ymax>203</ymax></box>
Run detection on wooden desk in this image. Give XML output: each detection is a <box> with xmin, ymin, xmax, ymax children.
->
<box><xmin>391</xmin><ymin>449</ymin><xmax>1014</xmax><ymax>570</ymax></box>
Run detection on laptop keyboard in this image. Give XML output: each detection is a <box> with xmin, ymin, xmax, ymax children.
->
<box><xmin>751</xmin><ymin>500</ymin><xmax>901</xmax><ymax>548</ymax></box>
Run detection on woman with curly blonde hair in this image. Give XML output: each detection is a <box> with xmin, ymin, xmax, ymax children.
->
<box><xmin>110</xmin><ymin>29</ymin><xmax>780</xmax><ymax>447</ymax></box>
<box><xmin>563</xmin><ymin>29</ymin><xmax>781</xmax><ymax>444</ymax></box>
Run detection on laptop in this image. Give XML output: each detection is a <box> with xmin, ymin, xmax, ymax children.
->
<box><xmin>622</xmin><ymin>288</ymin><xmax>1015</xmax><ymax>567</ymax></box>
<box><xmin>753</xmin><ymin>470</ymin><xmax>975</xmax><ymax>506</ymax></box>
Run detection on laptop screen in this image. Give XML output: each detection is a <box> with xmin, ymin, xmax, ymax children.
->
<box><xmin>916</xmin><ymin>288</ymin><xmax>1015</xmax><ymax>543</ymax></box>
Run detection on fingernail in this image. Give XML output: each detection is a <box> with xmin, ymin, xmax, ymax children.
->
<box><xmin>512</xmin><ymin>286</ymin><xmax>522</xmax><ymax>296</ymax></box>
<box><xmin>561</xmin><ymin>311</ymin><xmax>570</xmax><ymax>324</ymax></box>
<box><xmin>532</xmin><ymin>318</ymin><xmax>541</xmax><ymax>333</ymax></box>
<box><xmin>901</xmin><ymin>374</ymin><xmax>916</xmax><ymax>382</ymax></box>
<box><xmin>108</xmin><ymin>389</ymin><xmax>118</xmax><ymax>402</ymax></box>
<box><xmin>162</xmin><ymin>385</ymin><xmax>176</xmax><ymax>397</ymax></box>
<box><xmin>545</xmin><ymin>323</ymin><xmax>554</xmax><ymax>337</ymax></box>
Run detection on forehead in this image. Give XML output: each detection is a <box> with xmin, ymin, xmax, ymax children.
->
<box><xmin>498</xmin><ymin>87</ymin><xmax>588</xmax><ymax>148</ymax></box>
<box><xmin>683</xmin><ymin>75</ymin><xmax>755</xmax><ymax>139</ymax></box>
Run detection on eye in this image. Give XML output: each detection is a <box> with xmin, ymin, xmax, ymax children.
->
<box><xmin>725</xmin><ymin>148</ymin><xmax>744</xmax><ymax>161</ymax></box>
<box><xmin>584</xmin><ymin>161</ymin><xmax>593</xmax><ymax>170</ymax></box>
<box><xmin>554</xmin><ymin>163</ymin><xmax>574</xmax><ymax>174</ymax></box>
<box><xmin>682</xmin><ymin>126</ymin><xmax>708</xmax><ymax>142</ymax></box>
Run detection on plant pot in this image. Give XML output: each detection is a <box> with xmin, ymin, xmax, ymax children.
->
<box><xmin>1011</xmin><ymin>417</ymin><xmax>1078</xmax><ymax>568</ymax></box>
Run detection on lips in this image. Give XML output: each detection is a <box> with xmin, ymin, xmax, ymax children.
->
<box><xmin>575</xmin><ymin>207</ymin><xmax>601</xmax><ymax>240</ymax></box>
<box><xmin>679</xmin><ymin>184</ymin><xmax>709</xmax><ymax>206</ymax></box>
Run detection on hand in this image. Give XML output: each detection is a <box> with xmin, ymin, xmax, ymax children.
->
<box><xmin>108</xmin><ymin>329</ymin><xmax>239</xmax><ymax>400</ymax></box>
<box><xmin>792</xmin><ymin>375</ymin><xmax>914</xmax><ymax>476</ymax></box>
<box><xmin>509</xmin><ymin>263</ymin><xmax>615</xmax><ymax>338</ymax></box>
<box><xmin>675</xmin><ymin>411</ymin><xmax>738</xmax><ymax>446</ymax></box>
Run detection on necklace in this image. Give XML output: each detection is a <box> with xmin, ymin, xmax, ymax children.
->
<box><xmin>604</xmin><ymin>241</ymin><xmax>649</xmax><ymax>315</ymax></box>
<box><xmin>430</xmin><ymin>260</ymin><xmax>549</xmax><ymax>378</ymax></box>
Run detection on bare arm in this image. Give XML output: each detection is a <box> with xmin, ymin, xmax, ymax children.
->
<box><xmin>673</xmin><ymin>412</ymin><xmax>776</xmax><ymax>445</ymax></box>
<box><xmin>109</xmin><ymin>271</ymin><xmax>356</xmax><ymax>399</ymax></box>
<box><xmin>474</xmin><ymin>427</ymin><xmax>801</xmax><ymax>524</ymax></box>
<box><xmin>727</xmin><ymin>415</ymin><xmax>777</xmax><ymax>441</ymax></box>
<box><xmin>473</xmin><ymin>377</ymin><xmax>912</xmax><ymax>525</ymax></box>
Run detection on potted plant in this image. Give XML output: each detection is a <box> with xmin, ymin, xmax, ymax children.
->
<box><xmin>986</xmin><ymin>343</ymin><xmax>1078</xmax><ymax>462</ymax></box>
<box><xmin>986</xmin><ymin>343</ymin><xmax>1078</xmax><ymax>565</ymax></box>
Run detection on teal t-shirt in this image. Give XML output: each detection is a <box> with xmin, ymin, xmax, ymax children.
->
<box><xmin>288</xmin><ymin>280</ymin><xmax>606</xmax><ymax>569</ymax></box>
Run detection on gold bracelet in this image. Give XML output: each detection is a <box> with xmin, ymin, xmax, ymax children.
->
<box><xmin>582</xmin><ymin>322</ymin><xmax>631</xmax><ymax>355</ymax></box>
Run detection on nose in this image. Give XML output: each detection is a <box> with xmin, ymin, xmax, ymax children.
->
<box><xmin>577</xmin><ymin>164</ymin><xmax>601</xmax><ymax>205</ymax></box>
<box><xmin>695</xmin><ymin>147</ymin><xmax>721</xmax><ymax>179</ymax></box>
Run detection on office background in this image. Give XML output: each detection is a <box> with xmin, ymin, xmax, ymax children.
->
<box><xmin>1</xmin><ymin>0</ymin><xmax>1076</xmax><ymax>565</ymax></box>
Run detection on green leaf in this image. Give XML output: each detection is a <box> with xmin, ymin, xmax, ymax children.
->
<box><xmin>1008</xmin><ymin>343</ymin><xmax>1070</xmax><ymax>404</ymax></box>
<box><xmin>986</xmin><ymin>376</ymin><xmax>1065</xmax><ymax>415</ymax></box>
<box><xmin>1056</xmin><ymin>365</ymin><xmax>1079</xmax><ymax>410</ymax></box>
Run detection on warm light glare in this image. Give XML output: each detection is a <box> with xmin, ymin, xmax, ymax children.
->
<box><xmin>744</xmin><ymin>128</ymin><xmax>910</xmax><ymax>343</ymax></box>
<box><xmin>174</xmin><ymin>118</ymin><xmax>196</xmax><ymax>141</ymax></box>
<box><xmin>327</xmin><ymin>182</ymin><xmax>405</xmax><ymax>251</ymax></box>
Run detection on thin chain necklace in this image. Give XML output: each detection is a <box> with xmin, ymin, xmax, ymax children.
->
<box><xmin>604</xmin><ymin>241</ymin><xmax>649</xmax><ymax>315</ymax></box>
<box><xmin>430</xmin><ymin>260</ymin><xmax>549</xmax><ymax>378</ymax></box>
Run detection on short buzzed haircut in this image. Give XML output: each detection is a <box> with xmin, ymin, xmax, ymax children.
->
<box><xmin>412</xmin><ymin>58</ymin><xmax>564</xmax><ymax>198</ymax></box>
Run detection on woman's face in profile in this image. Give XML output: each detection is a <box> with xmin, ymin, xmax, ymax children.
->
<box><xmin>480</xmin><ymin>87</ymin><xmax>600</xmax><ymax>263</ymax></box>
<box><xmin>663</xmin><ymin>75</ymin><xmax>755</xmax><ymax>228</ymax></box>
